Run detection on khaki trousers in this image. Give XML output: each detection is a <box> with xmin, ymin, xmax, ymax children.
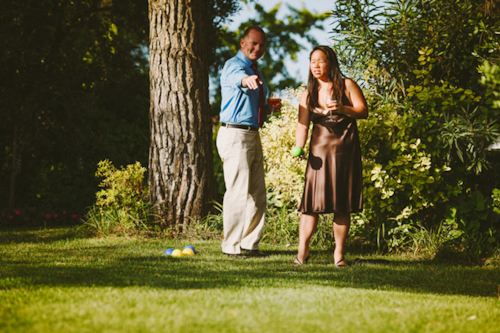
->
<box><xmin>216</xmin><ymin>126</ymin><xmax>267</xmax><ymax>254</ymax></box>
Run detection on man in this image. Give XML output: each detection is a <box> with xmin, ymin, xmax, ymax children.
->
<box><xmin>216</xmin><ymin>26</ymin><xmax>272</xmax><ymax>258</ymax></box>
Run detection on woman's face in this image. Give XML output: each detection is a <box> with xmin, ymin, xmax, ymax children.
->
<box><xmin>310</xmin><ymin>50</ymin><xmax>331</xmax><ymax>81</ymax></box>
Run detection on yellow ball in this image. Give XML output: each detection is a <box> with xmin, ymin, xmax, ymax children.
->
<box><xmin>182</xmin><ymin>248</ymin><xmax>195</xmax><ymax>256</ymax></box>
<box><xmin>171</xmin><ymin>249</ymin><xmax>183</xmax><ymax>257</ymax></box>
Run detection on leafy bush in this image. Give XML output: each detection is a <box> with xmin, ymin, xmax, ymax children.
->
<box><xmin>95</xmin><ymin>160</ymin><xmax>147</xmax><ymax>211</ymax></box>
<box><xmin>319</xmin><ymin>0</ymin><xmax>500</xmax><ymax>259</ymax></box>
<box><xmin>440</xmin><ymin>189</ymin><xmax>500</xmax><ymax>259</ymax></box>
<box><xmin>479</xmin><ymin>60</ymin><xmax>500</xmax><ymax>109</ymax></box>
<box><xmin>81</xmin><ymin>160</ymin><xmax>152</xmax><ymax>236</ymax></box>
<box><xmin>406</xmin><ymin>48</ymin><xmax>500</xmax><ymax>174</ymax></box>
<box><xmin>261</xmin><ymin>86</ymin><xmax>309</xmax><ymax>206</ymax></box>
<box><xmin>257</xmin><ymin>69</ymin><xmax>499</xmax><ymax>259</ymax></box>
<box><xmin>259</xmin><ymin>79</ymin><xmax>458</xmax><ymax>252</ymax></box>
<box><xmin>493</xmin><ymin>189</ymin><xmax>500</xmax><ymax>214</ymax></box>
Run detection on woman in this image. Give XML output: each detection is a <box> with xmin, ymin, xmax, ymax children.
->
<box><xmin>293</xmin><ymin>46</ymin><xmax>368</xmax><ymax>267</ymax></box>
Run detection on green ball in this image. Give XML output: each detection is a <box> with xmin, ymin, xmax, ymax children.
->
<box><xmin>291</xmin><ymin>146</ymin><xmax>303</xmax><ymax>157</ymax></box>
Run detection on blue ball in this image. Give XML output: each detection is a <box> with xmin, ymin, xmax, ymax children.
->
<box><xmin>184</xmin><ymin>245</ymin><xmax>196</xmax><ymax>253</ymax></box>
<box><xmin>164</xmin><ymin>248</ymin><xmax>174</xmax><ymax>255</ymax></box>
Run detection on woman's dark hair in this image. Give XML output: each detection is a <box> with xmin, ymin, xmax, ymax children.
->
<box><xmin>307</xmin><ymin>46</ymin><xmax>345</xmax><ymax>112</ymax></box>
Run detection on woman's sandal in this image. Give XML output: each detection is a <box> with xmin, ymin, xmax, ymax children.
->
<box><xmin>293</xmin><ymin>254</ymin><xmax>310</xmax><ymax>266</ymax></box>
<box><xmin>334</xmin><ymin>255</ymin><xmax>348</xmax><ymax>268</ymax></box>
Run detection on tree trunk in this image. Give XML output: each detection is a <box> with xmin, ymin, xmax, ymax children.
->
<box><xmin>148</xmin><ymin>0</ymin><xmax>215</xmax><ymax>230</ymax></box>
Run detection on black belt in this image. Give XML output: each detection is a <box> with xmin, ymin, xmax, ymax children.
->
<box><xmin>220</xmin><ymin>123</ymin><xmax>259</xmax><ymax>131</ymax></box>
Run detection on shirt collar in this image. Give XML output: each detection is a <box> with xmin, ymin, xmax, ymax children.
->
<box><xmin>237</xmin><ymin>50</ymin><xmax>254</xmax><ymax>68</ymax></box>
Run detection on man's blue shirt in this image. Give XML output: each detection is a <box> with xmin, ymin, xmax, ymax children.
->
<box><xmin>220</xmin><ymin>50</ymin><xmax>268</xmax><ymax>127</ymax></box>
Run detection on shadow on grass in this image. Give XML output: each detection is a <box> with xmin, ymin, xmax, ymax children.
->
<box><xmin>2</xmin><ymin>244</ymin><xmax>499</xmax><ymax>299</ymax></box>
<box><xmin>0</xmin><ymin>226</ymin><xmax>81</xmax><ymax>245</ymax></box>
<box><xmin>1</xmin><ymin>227</ymin><xmax>499</xmax><ymax>298</ymax></box>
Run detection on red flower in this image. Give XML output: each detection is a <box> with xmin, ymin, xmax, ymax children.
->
<box><xmin>46</xmin><ymin>214</ymin><xmax>51</xmax><ymax>219</ymax></box>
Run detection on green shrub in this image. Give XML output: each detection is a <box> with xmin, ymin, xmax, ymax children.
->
<box><xmin>493</xmin><ymin>189</ymin><xmax>500</xmax><ymax>214</ymax></box>
<box><xmin>261</xmin><ymin>86</ymin><xmax>309</xmax><ymax>206</ymax></box>
<box><xmin>357</xmin><ymin>92</ymin><xmax>457</xmax><ymax>251</ymax></box>
<box><xmin>95</xmin><ymin>160</ymin><xmax>147</xmax><ymax>209</ymax></box>
<box><xmin>406</xmin><ymin>48</ymin><xmax>500</xmax><ymax>175</ymax></box>
<box><xmin>259</xmin><ymin>81</ymin><xmax>458</xmax><ymax>253</ymax></box>
<box><xmin>81</xmin><ymin>160</ymin><xmax>152</xmax><ymax>236</ymax></box>
<box><xmin>439</xmin><ymin>189</ymin><xmax>500</xmax><ymax>259</ymax></box>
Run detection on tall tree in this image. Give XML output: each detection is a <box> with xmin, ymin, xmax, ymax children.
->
<box><xmin>148</xmin><ymin>0</ymin><xmax>239</xmax><ymax>229</ymax></box>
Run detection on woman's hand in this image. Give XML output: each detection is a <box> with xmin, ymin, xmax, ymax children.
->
<box><xmin>326</xmin><ymin>99</ymin><xmax>343</xmax><ymax>115</ymax></box>
<box><xmin>315</xmin><ymin>105</ymin><xmax>341</xmax><ymax>116</ymax></box>
<box><xmin>291</xmin><ymin>146</ymin><xmax>304</xmax><ymax>160</ymax></box>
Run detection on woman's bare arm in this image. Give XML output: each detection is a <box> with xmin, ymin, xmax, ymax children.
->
<box><xmin>295</xmin><ymin>90</ymin><xmax>310</xmax><ymax>148</ymax></box>
<box><xmin>336</xmin><ymin>79</ymin><xmax>369</xmax><ymax>119</ymax></box>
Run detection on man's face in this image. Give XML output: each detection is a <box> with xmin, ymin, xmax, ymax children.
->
<box><xmin>240</xmin><ymin>29</ymin><xmax>266</xmax><ymax>62</ymax></box>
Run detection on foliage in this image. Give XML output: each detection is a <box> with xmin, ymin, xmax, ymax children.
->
<box><xmin>0</xmin><ymin>0</ymin><xmax>244</xmax><ymax>217</ymax></box>
<box><xmin>81</xmin><ymin>160</ymin><xmax>152</xmax><ymax>236</ymax></box>
<box><xmin>0</xmin><ymin>208</ymin><xmax>82</xmax><ymax>229</ymax></box>
<box><xmin>333</xmin><ymin>0</ymin><xmax>500</xmax><ymax>173</ymax></box>
<box><xmin>323</xmin><ymin>0</ymin><xmax>500</xmax><ymax>257</ymax></box>
<box><xmin>479</xmin><ymin>59</ymin><xmax>500</xmax><ymax>109</ymax></box>
<box><xmin>0</xmin><ymin>0</ymin><xmax>150</xmax><ymax>213</ymax></box>
<box><xmin>362</xmin><ymin>137</ymin><xmax>454</xmax><ymax>249</ymax></box>
<box><xmin>331</xmin><ymin>0</ymin><xmax>500</xmax><ymax>91</ymax></box>
<box><xmin>406</xmin><ymin>48</ymin><xmax>500</xmax><ymax>174</ymax></box>
<box><xmin>180</xmin><ymin>202</ymin><xmax>224</xmax><ymax>240</ymax></box>
<box><xmin>260</xmin><ymin>204</ymin><xmax>300</xmax><ymax>246</ymax></box>
<box><xmin>261</xmin><ymin>86</ymin><xmax>309</xmax><ymax>206</ymax></box>
<box><xmin>259</xmin><ymin>82</ymin><xmax>456</xmax><ymax>253</ymax></box>
<box><xmin>493</xmin><ymin>188</ymin><xmax>500</xmax><ymax>215</ymax></box>
<box><xmin>95</xmin><ymin>160</ymin><xmax>147</xmax><ymax>211</ymax></box>
<box><xmin>441</xmin><ymin>189</ymin><xmax>500</xmax><ymax>259</ymax></box>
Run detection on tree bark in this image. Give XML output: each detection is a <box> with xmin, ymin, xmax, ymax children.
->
<box><xmin>148</xmin><ymin>0</ymin><xmax>215</xmax><ymax>230</ymax></box>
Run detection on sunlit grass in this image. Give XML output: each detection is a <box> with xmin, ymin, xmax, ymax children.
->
<box><xmin>1</xmin><ymin>227</ymin><xmax>499</xmax><ymax>332</ymax></box>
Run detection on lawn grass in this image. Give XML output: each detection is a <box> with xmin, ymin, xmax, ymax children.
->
<box><xmin>1</xmin><ymin>227</ymin><xmax>499</xmax><ymax>332</ymax></box>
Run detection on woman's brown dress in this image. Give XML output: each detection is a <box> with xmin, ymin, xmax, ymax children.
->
<box><xmin>298</xmin><ymin>93</ymin><xmax>363</xmax><ymax>214</ymax></box>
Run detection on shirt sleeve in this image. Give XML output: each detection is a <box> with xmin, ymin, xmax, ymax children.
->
<box><xmin>224</xmin><ymin>60</ymin><xmax>250</xmax><ymax>94</ymax></box>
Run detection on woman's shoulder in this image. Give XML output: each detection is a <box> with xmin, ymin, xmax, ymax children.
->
<box><xmin>299</xmin><ymin>89</ymin><xmax>309</xmax><ymax>104</ymax></box>
<box><xmin>344</xmin><ymin>78</ymin><xmax>361</xmax><ymax>91</ymax></box>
